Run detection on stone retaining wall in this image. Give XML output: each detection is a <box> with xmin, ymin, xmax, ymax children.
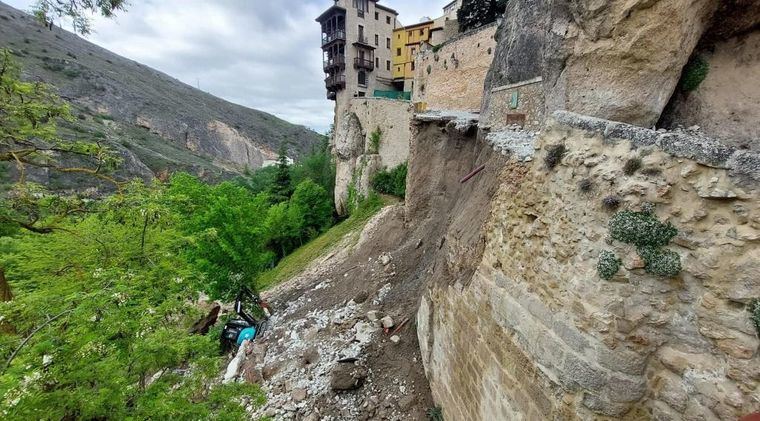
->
<box><xmin>418</xmin><ymin>112</ymin><xmax>760</xmax><ymax>420</ymax></box>
<box><xmin>412</xmin><ymin>24</ymin><xmax>498</xmax><ymax>112</ymax></box>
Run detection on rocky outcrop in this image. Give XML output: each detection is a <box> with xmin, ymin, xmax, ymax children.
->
<box><xmin>659</xmin><ymin>3</ymin><xmax>760</xmax><ymax>151</ymax></box>
<box><xmin>332</xmin><ymin>99</ymin><xmax>413</xmax><ymax>215</ymax></box>
<box><xmin>484</xmin><ymin>0</ymin><xmax>720</xmax><ymax>127</ymax></box>
<box><xmin>417</xmin><ymin>113</ymin><xmax>760</xmax><ymax>419</ymax></box>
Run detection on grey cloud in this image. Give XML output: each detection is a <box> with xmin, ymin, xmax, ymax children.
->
<box><xmin>5</xmin><ymin>0</ymin><xmax>454</xmax><ymax>133</ymax></box>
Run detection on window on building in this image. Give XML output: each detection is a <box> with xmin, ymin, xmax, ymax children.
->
<box><xmin>353</xmin><ymin>0</ymin><xmax>367</xmax><ymax>17</ymax></box>
<box><xmin>407</xmin><ymin>31</ymin><xmax>412</xmax><ymax>37</ymax></box>
<box><xmin>397</xmin><ymin>48</ymin><xmax>402</xmax><ymax>56</ymax></box>
<box><xmin>358</xmin><ymin>70</ymin><xmax>367</xmax><ymax>86</ymax></box>
<box><xmin>376</xmin><ymin>57</ymin><xmax>379</xmax><ymax>68</ymax></box>
<box><xmin>411</xmin><ymin>62</ymin><xmax>415</xmax><ymax>71</ymax></box>
<box><xmin>358</xmin><ymin>91</ymin><xmax>366</xmax><ymax>97</ymax></box>
<box><xmin>386</xmin><ymin>60</ymin><xmax>391</xmax><ymax>71</ymax></box>
<box><xmin>358</xmin><ymin>25</ymin><xmax>365</xmax><ymax>42</ymax></box>
<box><xmin>386</xmin><ymin>16</ymin><xmax>391</xmax><ymax>24</ymax></box>
<box><xmin>420</xmin><ymin>29</ymin><xmax>424</xmax><ymax>36</ymax></box>
<box><xmin>375</xmin><ymin>12</ymin><xmax>379</xmax><ymax>20</ymax></box>
<box><xmin>386</xmin><ymin>38</ymin><xmax>391</xmax><ymax>49</ymax></box>
<box><xmin>375</xmin><ymin>34</ymin><xmax>379</xmax><ymax>46</ymax></box>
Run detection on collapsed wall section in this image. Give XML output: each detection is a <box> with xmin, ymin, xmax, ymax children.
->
<box><xmin>418</xmin><ymin>113</ymin><xmax>760</xmax><ymax>420</ymax></box>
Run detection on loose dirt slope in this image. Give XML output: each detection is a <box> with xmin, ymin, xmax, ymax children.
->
<box><xmin>223</xmin><ymin>120</ymin><xmax>506</xmax><ymax>420</ymax></box>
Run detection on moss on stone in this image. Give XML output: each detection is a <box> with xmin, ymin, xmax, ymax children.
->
<box><xmin>638</xmin><ymin>246</ymin><xmax>682</xmax><ymax>277</ymax></box>
<box><xmin>623</xmin><ymin>157</ymin><xmax>642</xmax><ymax>176</ymax></box>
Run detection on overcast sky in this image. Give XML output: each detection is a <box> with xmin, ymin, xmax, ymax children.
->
<box><xmin>5</xmin><ymin>0</ymin><xmax>451</xmax><ymax>133</ymax></box>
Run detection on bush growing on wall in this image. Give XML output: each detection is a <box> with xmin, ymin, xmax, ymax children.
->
<box><xmin>750</xmin><ymin>299</ymin><xmax>760</xmax><ymax>336</ymax></box>
<box><xmin>603</xmin><ymin>207</ymin><xmax>682</xmax><ymax>279</ymax></box>
<box><xmin>679</xmin><ymin>55</ymin><xmax>709</xmax><ymax>92</ymax></box>
<box><xmin>371</xmin><ymin>162</ymin><xmax>407</xmax><ymax>198</ymax></box>
<box><xmin>597</xmin><ymin>250</ymin><xmax>622</xmax><ymax>280</ymax></box>
<box><xmin>457</xmin><ymin>0</ymin><xmax>507</xmax><ymax>32</ymax></box>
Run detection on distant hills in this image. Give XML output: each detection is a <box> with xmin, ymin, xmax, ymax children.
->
<box><xmin>0</xmin><ymin>1</ymin><xmax>322</xmax><ymax>187</ymax></box>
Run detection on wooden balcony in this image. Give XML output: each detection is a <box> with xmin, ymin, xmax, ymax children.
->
<box><xmin>321</xmin><ymin>30</ymin><xmax>346</xmax><ymax>47</ymax></box>
<box><xmin>323</xmin><ymin>56</ymin><xmax>346</xmax><ymax>72</ymax></box>
<box><xmin>354</xmin><ymin>57</ymin><xmax>374</xmax><ymax>71</ymax></box>
<box><xmin>325</xmin><ymin>74</ymin><xmax>346</xmax><ymax>91</ymax></box>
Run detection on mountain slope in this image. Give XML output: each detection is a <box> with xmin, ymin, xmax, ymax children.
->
<box><xmin>0</xmin><ymin>1</ymin><xmax>321</xmax><ymax>185</ymax></box>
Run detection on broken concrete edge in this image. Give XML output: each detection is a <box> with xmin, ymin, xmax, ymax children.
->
<box><xmin>414</xmin><ymin>109</ymin><xmax>480</xmax><ymax>124</ymax></box>
<box><xmin>550</xmin><ymin>111</ymin><xmax>760</xmax><ymax>185</ymax></box>
<box><xmin>485</xmin><ymin>129</ymin><xmax>539</xmax><ymax>162</ymax></box>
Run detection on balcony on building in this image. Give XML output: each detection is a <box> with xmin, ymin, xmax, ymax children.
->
<box><xmin>354</xmin><ymin>57</ymin><xmax>374</xmax><ymax>71</ymax></box>
<box><xmin>323</xmin><ymin>55</ymin><xmax>346</xmax><ymax>72</ymax></box>
<box><xmin>353</xmin><ymin>35</ymin><xmax>375</xmax><ymax>49</ymax></box>
<box><xmin>317</xmin><ymin>6</ymin><xmax>346</xmax><ymax>48</ymax></box>
<box><xmin>325</xmin><ymin>74</ymin><xmax>346</xmax><ymax>92</ymax></box>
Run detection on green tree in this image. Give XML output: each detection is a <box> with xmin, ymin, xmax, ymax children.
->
<box><xmin>264</xmin><ymin>202</ymin><xmax>299</xmax><ymax>258</ymax></box>
<box><xmin>289</xmin><ymin>179</ymin><xmax>334</xmax><ymax>241</ymax></box>
<box><xmin>167</xmin><ymin>173</ymin><xmax>274</xmax><ymax>300</ymax></box>
<box><xmin>0</xmin><ymin>50</ymin><xmax>119</xmax><ymax>301</ymax></box>
<box><xmin>457</xmin><ymin>0</ymin><xmax>507</xmax><ymax>32</ymax></box>
<box><xmin>290</xmin><ymin>135</ymin><xmax>335</xmax><ymax>198</ymax></box>
<box><xmin>32</xmin><ymin>0</ymin><xmax>128</xmax><ymax>34</ymax></box>
<box><xmin>0</xmin><ymin>183</ymin><xmax>263</xmax><ymax>419</ymax></box>
<box><xmin>269</xmin><ymin>145</ymin><xmax>292</xmax><ymax>203</ymax></box>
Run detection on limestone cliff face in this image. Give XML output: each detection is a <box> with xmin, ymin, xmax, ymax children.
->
<box><xmin>332</xmin><ymin>99</ymin><xmax>413</xmax><ymax>215</ymax></box>
<box><xmin>416</xmin><ymin>114</ymin><xmax>760</xmax><ymax>419</ymax></box>
<box><xmin>484</xmin><ymin>0</ymin><xmax>719</xmax><ymax>127</ymax></box>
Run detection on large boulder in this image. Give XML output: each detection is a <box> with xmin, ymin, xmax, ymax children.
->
<box><xmin>484</xmin><ymin>0</ymin><xmax>720</xmax><ymax>127</ymax></box>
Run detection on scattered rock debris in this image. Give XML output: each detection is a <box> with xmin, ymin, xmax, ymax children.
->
<box><xmin>221</xmin><ymin>206</ymin><xmax>432</xmax><ymax>420</ymax></box>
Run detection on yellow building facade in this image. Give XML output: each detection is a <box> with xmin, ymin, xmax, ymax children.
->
<box><xmin>392</xmin><ymin>20</ymin><xmax>435</xmax><ymax>90</ymax></box>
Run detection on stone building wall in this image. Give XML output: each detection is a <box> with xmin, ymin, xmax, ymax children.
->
<box><xmin>481</xmin><ymin>77</ymin><xmax>545</xmax><ymax>131</ymax></box>
<box><xmin>412</xmin><ymin>23</ymin><xmax>497</xmax><ymax>112</ymax></box>
<box><xmin>333</xmin><ymin>97</ymin><xmax>413</xmax><ymax>215</ymax></box>
<box><xmin>418</xmin><ymin>112</ymin><xmax>760</xmax><ymax>420</ymax></box>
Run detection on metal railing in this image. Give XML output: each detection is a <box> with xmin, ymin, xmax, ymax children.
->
<box><xmin>325</xmin><ymin>74</ymin><xmax>346</xmax><ymax>89</ymax></box>
<box><xmin>353</xmin><ymin>57</ymin><xmax>374</xmax><ymax>70</ymax></box>
<box><xmin>321</xmin><ymin>30</ymin><xmax>346</xmax><ymax>46</ymax></box>
<box><xmin>323</xmin><ymin>56</ymin><xmax>346</xmax><ymax>70</ymax></box>
<box><xmin>373</xmin><ymin>90</ymin><xmax>411</xmax><ymax>101</ymax></box>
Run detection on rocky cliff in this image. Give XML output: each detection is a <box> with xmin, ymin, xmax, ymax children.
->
<box><xmin>0</xmin><ymin>1</ymin><xmax>321</xmax><ymax>186</ymax></box>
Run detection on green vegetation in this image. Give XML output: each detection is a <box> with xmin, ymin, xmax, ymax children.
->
<box><xmin>607</xmin><ymin>208</ymin><xmax>682</xmax><ymax>278</ymax></box>
<box><xmin>256</xmin><ymin>195</ymin><xmax>388</xmax><ymax>291</ymax></box>
<box><xmin>369</xmin><ymin>127</ymin><xmax>382</xmax><ymax>154</ymax></box>
<box><xmin>457</xmin><ymin>0</ymin><xmax>507</xmax><ymax>33</ymax></box>
<box><xmin>371</xmin><ymin>162</ymin><xmax>408</xmax><ymax>198</ymax></box>
<box><xmin>597</xmin><ymin>250</ymin><xmax>622</xmax><ymax>280</ymax></box>
<box><xmin>0</xmin><ymin>183</ymin><xmax>265</xmax><ymax>418</ymax></box>
<box><xmin>427</xmin><ymin>406</ymin><xmax>444</xmax><ymax>421</ymax></box>
<box><xmin>750</xmin><ymin>300</ymin><xmax>760</xmax><ymax>337</ymax></box>
<box><xmin>33</xmin><ymin>0</ymin><xmax>127</xmax><ymax>35</ymax></box>
<box><xmin>679</xmin><ymin>56</ymin><xmax>710</xmax><ymax>92</ymax></box>
<box><xmin>0</xmin><ymin>51</ymin><xmax>343</xmax><ymax>418</ymax></box>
